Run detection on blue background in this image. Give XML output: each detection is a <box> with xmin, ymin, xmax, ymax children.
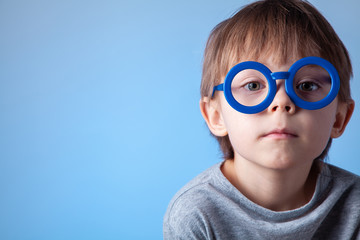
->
<box><xmin>0</xmin><ymin>0</ymin><xmax>359</xmax><ymax>239</ymax></box>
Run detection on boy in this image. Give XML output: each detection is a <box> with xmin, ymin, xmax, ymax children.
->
<box><xmin>164</xmin><ymin>0</ymin><xmax>359</xmax><ymax>239</ymax></box>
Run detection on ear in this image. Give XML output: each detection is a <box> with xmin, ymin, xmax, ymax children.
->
<box><xmin>331</xmin><ymin>100</ymin><xmax>355</xmax><ymax>138</ymax></box>
<box><xmin>200</xmin><ymin>97</ymin><xmax>228</xmax><ymax>137</ymax></box>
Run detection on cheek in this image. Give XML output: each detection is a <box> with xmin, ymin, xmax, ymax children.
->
<box><xmin>221</xmin><ymin>103</ymin><xmax>252</xmax><ymax>135</ymax></box>
<box><xmin>221</xmin><ymin>107</ymin><xmax>260</xmax><ymax>152</ymax></box>
<box><xmin>312</xmin><ymin>104</ymin><xmax>337</xmax><ymax>136</ymax></box>
<box><xmin>301</xmin><ymin>108</ymin><xmax>337</xmax><ymax>154</ymax></box>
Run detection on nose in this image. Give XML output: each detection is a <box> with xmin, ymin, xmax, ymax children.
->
<box><xmin>268</xmin><ymin>79</ymin><xmax>296</xmax><ymax>114</ymax></box>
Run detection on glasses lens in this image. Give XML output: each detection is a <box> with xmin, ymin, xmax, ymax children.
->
<box><xmin>293</xmin><ymin>65</ymin><xmax>332</xmax><ymax>103</ymax></box>
<box><xmin>230</xmin><ymin>69</ymin><xmax>269</xmax><ymax>107</ymax></box>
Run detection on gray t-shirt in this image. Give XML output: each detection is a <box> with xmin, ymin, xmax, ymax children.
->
<box><xmin>163</xmin><ymin>162</ymin><xmax>360</xmax><ymax>239</ymax></box>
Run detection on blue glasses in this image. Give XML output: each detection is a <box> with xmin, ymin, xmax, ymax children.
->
<box><xmin>212</xmin><ymin>56</ymin><xmax>340</xmax><ymax>114</ymax></box>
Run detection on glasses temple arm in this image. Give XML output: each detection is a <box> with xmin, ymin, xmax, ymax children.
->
<box><xmin>211</xmin><ymin>83</ymin><xmax>224</xmax><ymax>97</ymax></box>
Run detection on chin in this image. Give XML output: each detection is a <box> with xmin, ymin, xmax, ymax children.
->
<box><xmin>258</xmin><ymin>155</ymin><xmax>307</xmax><ymax>171</ymax></box>
<box><xmin>264</xmin><ymin>157</ymin><xmax>313</xmax><ymax>171</ymax></box>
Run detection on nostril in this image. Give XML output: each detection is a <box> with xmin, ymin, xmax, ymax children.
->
<box><xmin>271</xmin><ymin>105</ymin><xmax>292</xmax><ymax>112</ymax></box>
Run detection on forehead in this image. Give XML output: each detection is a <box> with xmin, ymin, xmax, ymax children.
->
<box><xmin>224</xmin><ymin>26</ymin><xmax>322</xmax><ymax>71</ymax></box>
<box><xmin>231</xmin><ymin>59</ymin><xmax>330</xmax><ymax>79</ymax></box>
<box><xmin>233</xmin><ymin>47</ymin><xmax>321</xmax><ymax>69</ymax></box>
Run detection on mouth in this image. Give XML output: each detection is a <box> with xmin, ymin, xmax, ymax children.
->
<box><xmin>261</xmin><ymin>128</ymin><xmax>298</xmax><ymax>140</ymax></box>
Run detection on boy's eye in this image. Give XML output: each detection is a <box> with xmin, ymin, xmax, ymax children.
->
<box><xmin>297</xmin><ymin>81</ymin><xmax>319</xmax><ymax>91</ymax></box>
<box><xmin>245</xmin><ymin>82</ymin><xmax>262</xmax><ymax>91</ymax></box>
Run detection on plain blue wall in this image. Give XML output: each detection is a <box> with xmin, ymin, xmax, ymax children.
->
<box><xmin>0</xmin><ymin>0</ymin><xmax>359</xmax><ymax>239</ymax></box>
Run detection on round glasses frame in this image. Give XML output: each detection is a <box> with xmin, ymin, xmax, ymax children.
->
<box><xmin>212</xmin><ymin>56</ymin><xmax>340</xmax><ymax>114</ymax></box>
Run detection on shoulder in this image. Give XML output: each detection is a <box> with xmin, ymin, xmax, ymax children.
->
<box><xmin>163</xmin><ymin>163</ymin><xmax>226</xmax><ymax>239</ymax></box>
<box><xmin>327</xmin><ymin>163</ymin><xmax>360</xmax><ymax>202</ymax></box>
<box><xmin>322</xmin><ymin>163</ymin><xmax>360</xmax><ymax>188</ymax></box>
<box><xmin>164</xmin><ymin>163</ymin><xmax>221</xmax><ymax>222</ymax></box>
<box><xmin>312</xmin><ymin>163</ymin><xmax>360</xmax><ymax>238</ymax></box>
<box><xmin>318</xmin><ymin>163</ymin><xmax>360</xmax><ymax>213</ymax></box>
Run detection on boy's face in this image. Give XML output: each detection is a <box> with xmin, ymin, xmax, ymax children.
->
<box><xmin>201</xmin><ymin>57</ymin><xmax>354</xmax><ymax>170</ymax></box>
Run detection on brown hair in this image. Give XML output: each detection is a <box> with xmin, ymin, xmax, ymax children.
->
<box><xmin>200</xmin><ymin>0</ymin><xmax>353</xmax><ymax>160</ymax></box>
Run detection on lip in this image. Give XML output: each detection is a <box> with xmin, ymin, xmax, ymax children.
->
<box><xmin>261</xmin><ymin>128</ymin><xmax>298</xmax><ymax>139</ymax></box>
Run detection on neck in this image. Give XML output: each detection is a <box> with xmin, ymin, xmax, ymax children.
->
<box><xmin>221</xmin><ymin>158</ymin><xmax>319</xmax><ymax>211</ymax></box>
